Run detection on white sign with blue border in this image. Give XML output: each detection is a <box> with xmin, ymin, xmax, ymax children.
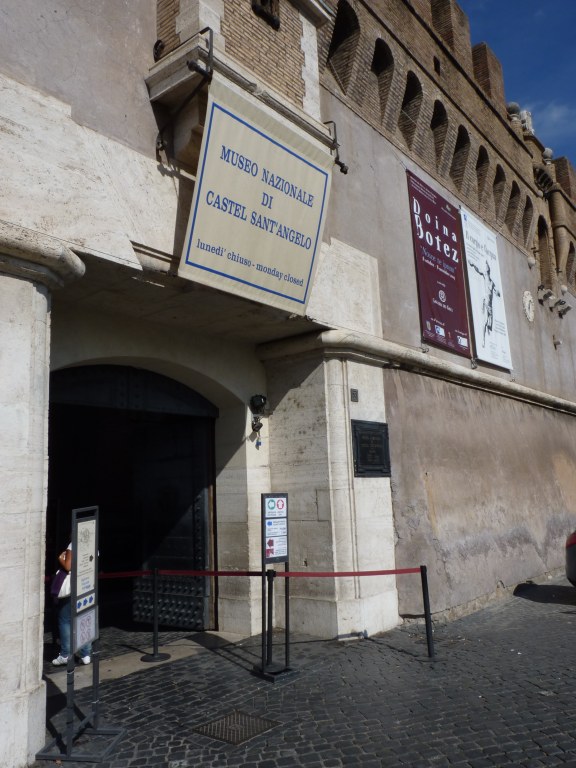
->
<box><xmin>179</xmin><ymin>75</ymin><xmax>333</xmax><ymax>314</ymax></box>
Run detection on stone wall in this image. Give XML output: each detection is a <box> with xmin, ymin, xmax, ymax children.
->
<box><xmin>385</xmin><ymin>369</ymin><xmax>576</xmax><ymax>616</ymax></box>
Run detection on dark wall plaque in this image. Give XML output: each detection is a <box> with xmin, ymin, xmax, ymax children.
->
<box><xmin>351</xmin><ymin>420</ymin><xmax>391</xmax><ymax>477</ymax></box>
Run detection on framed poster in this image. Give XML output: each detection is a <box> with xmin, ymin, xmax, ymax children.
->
<box><xmin>461</xmin><ymin>208</ymin><xmax>512</xmax><ymax>369</ymax></box>
<box><xmin>407</xmin><ymin>171</ymin><xmax>471</xmax><ymax>356</ymax></box>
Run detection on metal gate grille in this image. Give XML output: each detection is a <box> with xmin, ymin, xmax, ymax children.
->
<box><xmin>132</xmin><ymin>574</ymin><xmax>208</xmax><ymax>630</ymax></box>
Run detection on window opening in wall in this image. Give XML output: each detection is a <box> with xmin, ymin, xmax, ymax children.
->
<box><xmin>522</xmin><ymin>197</ymin><xmax>534</xmax><ymax>247</ymax></box>
<box><xmin>430</xmin><ymin>100</ymin><xmax>448</xmax><ymax>168</ymax></box>
<box><xmin>433</xmin><ymin>56</ymin><xmax>441</xmax><ymax>75</ymax></box>
<box><xmin>327</xmin><ymin>0</ymin><xmax>360</xmax><ymax>94</ymax></box>
<box><xmin>493</xmin><ymin>165</ymin><xmax>506</xmax><ymax>218</ymax></box>
<box><xmin>475</xmin><ymin>146</ymin><xmax>490</xmax><ymax>201</ymax></box>
<box><xmin>537</xmin><ymin>216</ymin><xmax>554</xmax><ymax>288</ymax></box>
<box><xmin>371</xmin><ymin>39</ymin><xmax>394</xmax><ymax>121</ymax></box>
<box><xmin>505</xmin><ymin>181</ymin><xmax>521</xmax><ymax>235</ymax></box>
<box><xmin>565</xmin><ymin>243</ymin><xmax>576</xmax><ymax>289</ymax></box>
<box><xmin>449</xmin><ymin>125</ymin><xmax>470</xmax><ymax>190</ymax></box>
<box><xmin>252</xmin><ymin>0</ymin><xmax>280</xmax><ymax>30</ymax></box>
<box><xmin>398</xmin><ymin>71</ymin><xmax>422</xmax><ymax>149</ymax></box>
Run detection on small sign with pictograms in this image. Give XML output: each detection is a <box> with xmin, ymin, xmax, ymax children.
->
<box><xmin>262</xmin><ymin>493</ymin><xmax>288</xmax><ymax>564</ymax></box>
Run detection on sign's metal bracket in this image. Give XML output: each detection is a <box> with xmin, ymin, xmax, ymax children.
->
<box><xmin>155</xmin><ymin>27</ymin><xmax>214</xmax><ymax>154</ymax></box>
<box><xmin>323</xmin><ymin>120</ymin><xmax>348</xmax><ymax>174</ymax></box>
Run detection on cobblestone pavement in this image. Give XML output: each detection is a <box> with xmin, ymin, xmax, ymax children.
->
<box><xmin>33</xmin><ymin>577</ymin><xmax>576</xmax><ymax>767</ymax></box>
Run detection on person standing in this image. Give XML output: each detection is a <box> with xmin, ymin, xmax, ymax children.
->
<box><xmin>52</xmin><ymin>543</ymin><xmax>92</xmax><ymax>666</ymax></box>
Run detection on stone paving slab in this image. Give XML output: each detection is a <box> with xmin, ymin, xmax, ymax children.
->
<box><xmin>33</xmin><ymin>577</ymin><xmax>576</xmax><ymax>767</ymax></box>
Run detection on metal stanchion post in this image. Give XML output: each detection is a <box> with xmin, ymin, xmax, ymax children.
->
<box><xmin>141</xmin><ymin>568</ymin><xmax>171</xmax><ymax>662</ymax></box>
<box><xmin>266</xmin><ymin>569</ymin><xmax>275</xmax><ymax>666</ymax></box>
<box><xmin>91</xmin><ymin>639</ymin><xmax>100</xmax><ymax>731</ymax></box>
<box><xmin>261</xmin><ymin>568</ymin><xmax>266</xmax><ymax>673</ymax></box>
<box><xmin>255</xmin><ymin>568</ymin><xmax>286</xmax><ymax>678</ymax></box>
<box><xmin>420</xmin><ymin>565</ymin><xmax>435</xmax><ymax>659</ymax></box>
<box><xmin>65</xmin><ymin>656</ymin><xmax>75</xmax><ymax>758</ymax></box>
<box><xmin>285</xmin><ymin>561</ymin><xmax>290</xmax><ymax>670</ymax></box>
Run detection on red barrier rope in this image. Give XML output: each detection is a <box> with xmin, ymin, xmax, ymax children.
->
<box><xmin>156</xmin><ymin>568</ymin><xmax>419</xmax><ymax>578</ymax></box>
<box><xmin>99</xmin><ymin>570</ymin><xmax>153</xmax><ymax>579</ymax></box>
<box><xmin>47</xmin><ymin>567</ymin><xmax>420</xmax><ymax>582</ymax></box>
<box><xmin>45</xmin><ymin>564</ymin><xmax>434</xmax><ymax>659</ymax></box>
<box><xmin>276</xmin><ymin>568</ymin><xmax>420</xmax><ymax>578</ymax></box>
<box><xmin>47</xmin><ymin>567</ymin><xmax>421</xmax><ymax>581</ymax></box>
<box><xmin>157</xmin><ymin>569</ymin><xmax>262</xmax><ymax>578</ymax></box>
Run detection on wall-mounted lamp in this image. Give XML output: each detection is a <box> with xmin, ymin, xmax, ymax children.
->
<box><xmin>153</xmin><ymin>39</ymin><xmax>165</xmax><ymax>62</ymax></box>
<box><xmin>527</xmin><ymin>254</ymin><xmax>536</xmax><ymax>269</ymax></box>
<box><xmin>550</xmin><ymin>298</ymin><xmax>566</xmax><ymax>310</ymax></box>
<box><xmin>558</xmin><ymin>305</ymin><xmax>572</xmax><ymax>319</ymax></box>
<box><xmin>553</xmin><ymin>335</ymin><xmax>563</xmax><ymax>349</ymax></box>
<box><xmin>537</xmin><ymin>285</ymin><xmax>554</xmax><ymax>304</ymax></box>
<box><xmin>249</xmin><ymin>394</ymin><xmax>267</xmax><ymax>433</ymax></box>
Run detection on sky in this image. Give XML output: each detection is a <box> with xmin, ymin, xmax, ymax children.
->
<box><xmin>456</xmin><ymin>0</ymin><xmax>576</xmax><ymax>164</ymax></box>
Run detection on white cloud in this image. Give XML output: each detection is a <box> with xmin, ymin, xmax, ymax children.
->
<box><xmin>524</xmin><ymin>100</ymin><xmax>576</xmax><ymax>155</ymax></box>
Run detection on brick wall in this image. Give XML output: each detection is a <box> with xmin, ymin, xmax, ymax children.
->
<box><xmin>472</xmin><ymin>42</ymin><xmax>505</xmax><ymax>108</ymax></box>
<box><xmin>151</xmin><ymin>0</ymin><xmax>575</xmax><ymax>284</ymax></box>
<box><xmin>318</xmin><ymin>0</ymin><xmax>541</xmax><ymax>253</ymax></box>
<box><xmin>555</xmin><ymin>157</ymin><xmax>576</xmax><ymax>200</ymax></box>
<box><xmin>156</xmin><ymin>0</ymin><xmax>180</xmax><ymax>57</ymax></box>
<box><xmin>222</xmin><ymin>1</ymin><xmax>306</xmax><ymax>109</ymax></box>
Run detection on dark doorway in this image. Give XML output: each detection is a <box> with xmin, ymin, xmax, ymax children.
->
<box><xmin>47</xmin><ymin>365</ymin><xmax>218</xmax><ymax>630</ymax></box>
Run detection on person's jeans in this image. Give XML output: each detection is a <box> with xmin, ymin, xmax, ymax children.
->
<box><xmin>57</xmin><ymin>598</ymin><xmax>92</xmax><ymax>658</ymax></box>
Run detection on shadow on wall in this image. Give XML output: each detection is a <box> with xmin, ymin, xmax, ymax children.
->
<box><xmin>513</xmin><ymin>581</ymin><xmax>576</xmax><ymax>608</ymax></box>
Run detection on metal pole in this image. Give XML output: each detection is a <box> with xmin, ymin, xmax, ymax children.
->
<box><xmin>152</xmin><ymin>568</ymin><xmax>160</xmax><ymax>656</ymax></box>
<box><xmin>141</xmin><ymin>568</ymin><xmax>170</xmax><ymax>662</ymax></box>
<box><xmin>91</xmin><ymin>638</ymin><xmax>100</xmax><ymax>731</ymax></box>
<box><xmin>266</xmin><ymin>570</ymin><xmax>275</xmax><ymax>666</ymax></box>
<box><xmin>285</xmin><ymin>561</ymin><xmax>290</xmax><ymax>669</ymax></box>
<box><xmin>65</xmin><ymin>654</ymin><xmax>75</xmax><ymax>757</ymax></box>
<box><xmin>261</xmin><ymin>568</ymin><xmax>266</xmax><ymax>673</ymax></box>
<box><xmin>420</xmin><ymin>565</ymin><xmax>435</xmax><ymax>659</ymax></box>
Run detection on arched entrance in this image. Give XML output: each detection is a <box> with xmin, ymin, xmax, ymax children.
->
<box><xmin>47</xmin><ymin>365</ymin><xmax>218</xmax><ymax>630</ymax></box>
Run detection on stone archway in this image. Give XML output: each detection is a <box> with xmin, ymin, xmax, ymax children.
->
<box><xmin>47</xmin><ymin>365</ymin><xmax>219</xmax><ymax>630</ymax></box>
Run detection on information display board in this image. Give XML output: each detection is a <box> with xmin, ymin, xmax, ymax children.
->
<box><xmin>262</xmin><ymin>494</ymin><xmax>289</xmax><ymax>565</ymax></box>
<box><xmin>352</xmin><ymin>420</ymin><xmax>391</xmax><ymax>477</ymax></box>
<box><xmin>179</xmin><ymin>75</ymin><xmax>332</xmax><ymax>314</ymax></box>
<box><xmin>71</xmin><ymin>506</ymin><xmax>99</xmax><ymax>653</ymax></box>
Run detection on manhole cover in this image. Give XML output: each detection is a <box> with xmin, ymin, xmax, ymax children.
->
<box><xmin>193</xmin><ymin>710</ymin><xmax>280</xmax><ymax>745</ymax></box>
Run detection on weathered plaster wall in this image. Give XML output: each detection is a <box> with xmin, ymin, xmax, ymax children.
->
<box><xmin>0</xmin><ymin>0</ymin><xmax>158</xmax><ymax>156</ymax></box>
<box><xmin>385</xmin><ymin>369</ymin><xmax>576</xmax><ymax>616</ymax></box>
<box><xmin>319</xmin><ymin>84</ymin><xmax>576</xmax><ymax>618</ymax></box>
<box><xmin>0</xmin><ymin>73</ymin><xmax>178</xmax><ymax>269</ymax></box>
<box><xmin>307</xmin><ymin>237</ymin><xmax>383</xmax><ymax>336</ymax></box>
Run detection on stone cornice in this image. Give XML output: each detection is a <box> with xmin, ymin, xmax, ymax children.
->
<box><xmin>0</xmin><ymin>220</ymin><xmax>85</xmax><ymax>290</ymax></box>
<box><xmin>258</xmin><ymin>329</ymin><xmax>576</xmax><ymax>417</ymax></box>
